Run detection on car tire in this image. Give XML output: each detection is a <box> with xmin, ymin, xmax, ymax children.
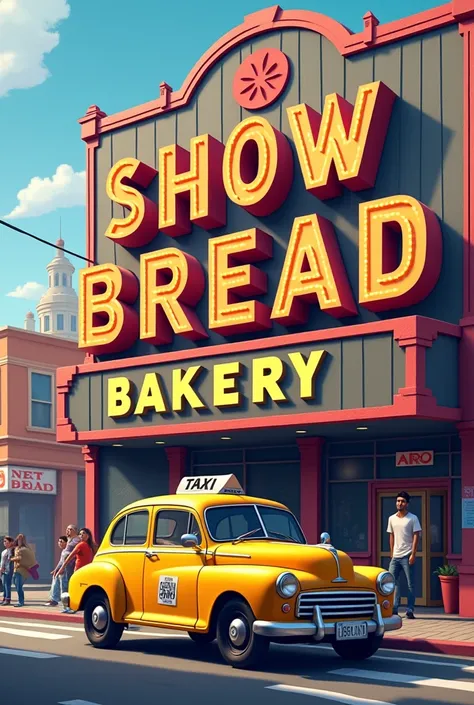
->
<box><xmin>332</xmin><ymin>634</ymin><xmax>383</xmax><ymax>660</ymax></box>
<box><xmin>216</xmin><ymin>598</ymin><xmax>269</xmax><ymax>669</ymax></box>
<box><xmin>188</xmin><ymin>630</ymin><xmax>215</xmax><ymax>645</ymax></box>
<box><xmin>84</xmin><ymin>591</ymin><xmax>124</xmax><ymax>649</ymax></box>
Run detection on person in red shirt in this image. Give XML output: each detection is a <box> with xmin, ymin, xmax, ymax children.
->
<box><xmin>58</xmin><ymin>528</ymin><xmax>97</xmax><ymax>611</ymax></box>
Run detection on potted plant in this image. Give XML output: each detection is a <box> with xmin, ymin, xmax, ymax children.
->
<box><xmin>433</xmin><ymin>564</ymin><xmax>459</xmax><ymax>614</ymax></box>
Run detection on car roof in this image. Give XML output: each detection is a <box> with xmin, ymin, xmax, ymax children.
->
<box><xmin>118</xmin><ymin>492</ymin><xmax>288</xmax><ymax>515</ymax></box>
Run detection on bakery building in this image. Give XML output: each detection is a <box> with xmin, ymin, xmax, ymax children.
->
<box><xmin>57</xmin><ymin>1</ymin><xmax>474</xmax><ymax>615</ymax></box>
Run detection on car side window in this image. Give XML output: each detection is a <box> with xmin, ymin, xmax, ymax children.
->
<box><xmin>189</xmin><ymin>514</ymin><xmax>202</xmax><ymax>545</ymax></box>
<box><xmin>110</xmin><ymin>516</ymin><xmax>126</xmax><ymax>545</ymax></box>
<box><xmin>124</xmin><ymin>511</ymin><xmax>149</xmax><ymax>545</ymax></box>
<box><xmin>154</xmin><ymin>510</ymin><xmax>191</xmax><ymax>546</ymax></box>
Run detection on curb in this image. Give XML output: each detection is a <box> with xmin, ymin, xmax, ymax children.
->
<box><xmin>0</xmin><ymin>607</ymin><xmax>83</xmax><ymax>624</ymax></box>
<box><xmin>383</xmin><ymin>636</ymin><xmax>474</xmax><ymax>658</ymax></box>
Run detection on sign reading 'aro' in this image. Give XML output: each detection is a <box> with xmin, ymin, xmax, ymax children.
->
<box><xmin>78</xmin><ymin>78</ymin><xmax>442</xmax><ymax>356</ymax></box>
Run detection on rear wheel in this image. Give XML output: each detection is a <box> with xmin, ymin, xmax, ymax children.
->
<box><xmin>188</xmin><ymin>630</ymin><xmax>215</xmax><ymax>645</ymax></box>
<box><xmin>332</xmin><ymin>634</ymin><xmax>383</xmax><ymax>660</ymax></box>
<box><xmin>216</xmin><ymin>599</ymin><xmax>269</xmax><ymax>669</ymax></box>
<box><xmin>84</xmin><ymin>591</ymin><xmax>124</xmax><ymax>649</ymax></box>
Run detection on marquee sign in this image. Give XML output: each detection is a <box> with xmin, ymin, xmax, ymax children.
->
<box><xmin>79</xmin><ymin>78</ymin><xmax>443</xmax><ymax>356</ymax></box>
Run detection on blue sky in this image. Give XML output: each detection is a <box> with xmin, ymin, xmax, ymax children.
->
<box><xmin>0</xmin><ymin>0</ymin><xmax>438</xmax><ymax>329</ymax></box>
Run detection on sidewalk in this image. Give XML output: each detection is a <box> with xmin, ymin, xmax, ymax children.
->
<box><xmin>1</xmin><ymin>585</ymin><xmax>473</xmax><ymax>657</ymax></box>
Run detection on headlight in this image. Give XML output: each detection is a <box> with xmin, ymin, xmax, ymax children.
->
<box><xmin>276</xmin><ymin>572</ymin><xmax>299</xmax><ymax>598</ymax></box>
<box><xmin>376</xmin><ymin>571</ymin><xmax>395</xmax><ymax>595</ymax></box>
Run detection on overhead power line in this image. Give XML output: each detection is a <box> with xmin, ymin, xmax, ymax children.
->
<box><xmin>0</xmin><ymin>219</ymin><xmax>94</xmax><ymax>264</ymax></box>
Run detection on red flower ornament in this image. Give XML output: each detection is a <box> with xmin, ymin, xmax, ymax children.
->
<box><xmin>233</xmin><ymin>48</ymin><xmax>290</xmax><ymax>110</ymax></box>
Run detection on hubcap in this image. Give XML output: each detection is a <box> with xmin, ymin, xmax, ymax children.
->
<box><xmin>91</xmin><ymin>605</ymin><xmax>108</xmax><ymax>631</ymax></box>
<box><xmin>228</xmin><ymin>617</ymin><xmax>247</xmax><ymax>647</ymax></box>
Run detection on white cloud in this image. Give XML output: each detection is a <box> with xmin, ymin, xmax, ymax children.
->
<box><xmin>7</xmin><ymin>281</ymin><xmax>46</xmax><ymax>300</ymax></box>
<box><xmin>0</xmin><ymin>0</ymin><xmax>70</xmax><ymax>97</ymax></box>
<box><xmin>4</xmin><ymin>164</ymin><xmax>86</xmax><ymax>219</ymax></box>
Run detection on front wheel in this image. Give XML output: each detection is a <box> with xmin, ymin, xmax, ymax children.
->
<box><xmin>216</xmin><ymin>599</ymin><xmax>269</xmax><ymax>669</ymax></box>
<box><xmin>84</xmin><ymin>591</ymin><xmax>124</xmax><ymax>649</ymax></box>
<box><xmin>332</xmin><ymin>634</ymin><xmax>383</xmax><ymax>660</ymax></box>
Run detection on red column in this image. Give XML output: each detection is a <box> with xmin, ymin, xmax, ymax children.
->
<box><xmin>82</xmin><ymin>446</ymin><xmax>99</xmax><ymax>543</ymax></box>
<box><xmin>458</xmin><ymin>429</ymin><xmax>474</xmax><ymax>617</ymax></box>
<box><xmin>297</xmin><ymin>437</ymin><xmax>324</xmax><ymax>544</ymax></box>
<box><xmin>166</xmin><ymin>447</ymin><xmax>188</xmax><ymax>493</ymax></box>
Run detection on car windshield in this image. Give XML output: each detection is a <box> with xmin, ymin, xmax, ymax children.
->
<box><xmin>205</xmin><ymin>504</ymin><xmax>306</xmax><ymax>544</ymax></box>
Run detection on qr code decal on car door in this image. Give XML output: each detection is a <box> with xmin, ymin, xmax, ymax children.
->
<box><xmin>158</xmin><ymin>575</ymin><xmax>178</xmax><ymax>606</ymax></box>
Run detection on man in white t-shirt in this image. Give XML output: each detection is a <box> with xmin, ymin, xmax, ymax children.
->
<box><xmin>387</xmin><ymin>491</ymin><xmax>421</xmax><ymax>619</ymax></box>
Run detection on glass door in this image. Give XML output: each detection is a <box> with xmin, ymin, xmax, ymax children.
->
<box><xmin>376</xmin><ymin>489</ymin><xmax>447</xmax><ymax>607</ymax></box>
<box><xmin>377</xmin><ymin>491</ymin><xmax>426</xmax><ymax>606</ymax></box>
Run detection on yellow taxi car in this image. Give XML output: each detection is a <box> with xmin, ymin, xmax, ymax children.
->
<box><xmin>62</xmin><ymin>474</ymin><xmax>402</xmax><ymax>668</ymax></box>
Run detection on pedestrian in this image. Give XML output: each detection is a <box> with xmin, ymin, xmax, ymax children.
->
<box><xmin>44</xmin><ymin>536</ymin><xmax>68</xmax><ymax>607</ymax></box>
<box><xmin>57</xmin><ymin>528</ymin><xmax>97</xmax><ymax>613</ymax></box>
<box><xmin>11</xmin><ymin>534</ymin><xmax>37</xmax><ymax>608</ymax></box>
<box><xmin>58</xmin><ymin>524</ymin><xmax>81</xmax><ymax>601</ymax></box>
<box><xmin>0</xmin><ymin>536</ymin><xmax>15</xmax><ymax>606</ymax></box>
<box><xmin>387</xmin><ymin>491</ymin><xmax>422</xmax><ymax>619</ymax></box>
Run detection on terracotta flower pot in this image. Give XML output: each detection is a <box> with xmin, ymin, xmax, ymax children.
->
<box><xmin>439</xmin><ymin>575</ymin><xmax>459</xmax><ymax>614</ymax></box>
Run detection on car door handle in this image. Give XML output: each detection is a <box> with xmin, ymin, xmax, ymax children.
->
<box><xmin>145</xmin><ymin>551</ymin><xmax>158</xmax><ymax>560</ymax></box>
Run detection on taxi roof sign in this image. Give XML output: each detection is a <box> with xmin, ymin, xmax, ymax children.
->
<box><xmin>176</xmin><ymin>474</ymin><xmax>244</xmax><ymax>495</ymax></box>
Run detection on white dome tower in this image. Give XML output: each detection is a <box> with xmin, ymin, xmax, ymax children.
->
<box><xmin>36</xmin><ymin>238</ymin><xmax>78</xmax><ymax>341</ymax></box>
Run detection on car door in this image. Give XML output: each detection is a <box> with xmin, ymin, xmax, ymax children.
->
<box><xmin>105</xmin><ymin>508</ymin><xmax>150</xmax><ymax>620</ymax></box>
<box><xmin>141</xmin><ymin>507</ymin><xmax>207</xmax><ymax>627</ymax></box>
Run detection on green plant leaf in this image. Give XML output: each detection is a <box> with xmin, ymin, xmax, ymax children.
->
<box><xmin>433</xmin><ymin>564</ymin><xmax>459</xmax><ymax>576</ymax></box>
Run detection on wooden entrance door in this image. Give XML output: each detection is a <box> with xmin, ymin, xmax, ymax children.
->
<box><xmin>376</xmin><ymin>489</ymin><xmax>447</xmax><ymax>607</ymax></box>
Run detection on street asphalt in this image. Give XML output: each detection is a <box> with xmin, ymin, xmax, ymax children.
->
<box><xmin>0</xmin><ymin>616</ymin><xmax>473</xmax><ymax>705</ymax></box>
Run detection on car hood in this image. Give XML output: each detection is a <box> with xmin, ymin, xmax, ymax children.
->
<box><xmin>213</xmin><ymin>541</ymin><xmax>354</xmax><ymax>582</ymax></box>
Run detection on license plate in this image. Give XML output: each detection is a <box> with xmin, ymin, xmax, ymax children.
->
<box><xmin>336</xmin><ymin>621</ymin><xmax>368</xmax><ymax>641</ymax></box>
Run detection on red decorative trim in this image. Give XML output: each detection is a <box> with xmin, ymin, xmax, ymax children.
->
<box><xmin>298</xmin><ymin>437</ymin><xmax>323</xmax><ymax>544</ymax></box>
<box><xmin>453</xmin><ymin>0</ymin><xmax>474</xmax><ymax>22</ymax></box>
<box><xmin>56</xmin><ymin>366</ymin><xmax>79</xmax><ymax>442</ymax></box>
<box><xmin>165</xmin><ymin>446</ymin><xmax>188</xmax><ymax>493</ymax></box>
<box><xmin>67</xmin><ymin>315</ymin><xmax>461</xmax><ymax>376</ymax></box>
<box><xmin>62</xmin><ymin>400</ymin><xmax>460</xmax><ymax>445</ymax></box>
<box><xmin>82</xmin><ymin>445</ymin><xmax>99</xmax><ymax>541</ymax></box>
<box><xmin>90</xmin><ymin>4</ymin><xmax>457</xmax><ymax>136</ymax></box>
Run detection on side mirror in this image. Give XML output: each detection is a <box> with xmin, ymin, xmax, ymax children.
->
<box><xmin>181</xmin><ymin>533</ymin><xmax>200</xmax><ymax>549</ymax></box>
<box><xmin>320</xmin><ymin>531</ymin><xmax>331</xmax><ymax>545</ymax></box>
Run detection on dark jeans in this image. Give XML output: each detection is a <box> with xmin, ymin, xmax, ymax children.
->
<box><xmin>389</xmin><ymin>555</ymin><xmax>415</xmax><ymax>613</ymax></box>
<box><xmin>13</xmin><ymin>572</ymin><xmax>26</xmax><ymax>605</ymax></box>
<box><xmin>2</xmin><ymin>570</ymin><xmax>13</xmax><ymax>600</ymax></box>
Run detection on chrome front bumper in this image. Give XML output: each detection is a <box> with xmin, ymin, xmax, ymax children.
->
<box><xmin>60</xmin><ymin>592</ymin><xmax>70</xmax><ymax>609</ymax></box>
<box><xmin>253</xmin><ymin>604</ymin><xmax>402</xmax><ymax>640</ymax></box>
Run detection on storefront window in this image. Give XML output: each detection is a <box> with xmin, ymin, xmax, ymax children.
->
<box><xmin>328</xmin><ymin>482</ymin><xmax>368</xmax><ymax>552</ymax></box>
<box><xmin>30</xmin><ymin>371</ymin><xmax>53</xmax><ymax>429</ymax></box>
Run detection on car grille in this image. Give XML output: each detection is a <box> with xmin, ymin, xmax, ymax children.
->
<box><xmin>296</xmin><ymin>590</ymin><xmax>377</xmax><ymax>620</ymax></box>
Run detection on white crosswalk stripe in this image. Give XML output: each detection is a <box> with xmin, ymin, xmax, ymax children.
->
<box><xmin>0</xmin><ymin>647</ymin><xmax>60</xmax><ymax>658</ymax></box>
<box><xmin>274</xmin><ymin>643</ymin><xmax>474</xmax><ymax>672</ymax></box>
<box><xmin>330</xmin><ymin>667</ymin><xmax>474</xmax><ymax>694</ymax></box>
<box><xmin>59</xmin><ymin>700</ymin><xmax>101</xmax><ymax>705</ymax></box>
<box><xmin>0</xmin><ymin>619</ymin><xmax>187</xmax><ymax>638</ymax></box>
<box><xmin>0</xmin><ymin>626</ymin><xmax>71</xmax><ymax>640</ymax></box>
<box><xmin>266</xmin><ymin>685</ymin><xmax>393</xmax><ymax>703</ymax></box>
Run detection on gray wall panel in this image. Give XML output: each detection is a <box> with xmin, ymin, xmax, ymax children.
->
<box><xmin>363</xmin><ymin>335</ymin><xmax>393</xmax><ymax>407</ymax></box>
<box><xmin>341</xmin><ymin>338</ymin><xmax>363</xmax><ymax>410</ymax></box>
<box><xmin>426</xmin><ymin>335</ymin><xmax>459</xmax><ymax>408</ymax></box>
<box><xmin>98</xmin><ymin>447</ymin><xmax>169</xmax><ymax>538</ymax></box>
<box><xmin>95</xmin><ymin>134</ymin><xmax>114</xmax><ymax>265</ymax></box>
<box><xmin>299</xmin><ymin>31</ymin><xmax>322</xmax><ymax>112</ymax></box>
